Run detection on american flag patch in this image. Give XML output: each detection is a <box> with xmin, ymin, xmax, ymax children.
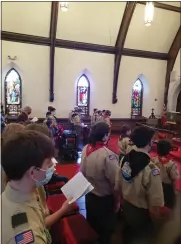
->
<box><xmin>152</xmin><ymin>168</ymin><xmax>160</xmax><ymax>176</ymax></box>
<box><xmin>15</xmin><ymin>230</ymin><xmax>34</xmax><ymax>244</ymax></box>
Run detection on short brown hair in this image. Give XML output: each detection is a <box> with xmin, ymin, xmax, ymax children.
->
<box><xmin>131</xmin><ymin>126</ymin><xmax>155</xmax><ymax>148</ymax></box>
<box><xmin>2</xmin><ymin>130</ymin><xmax>55</xmax><ymax>180</ymax></box>
<box><xmin>89</xmin><ymin>122</ymin><xmax>110</xmax><ymax>146</ymax></box>
<box><xmin>25</xmin><ymin>123</ymin><xmax>52</xmax><ymax>138</ymax></box>
<box><xmin>2</xmin><ymin>123</ymin><xmax>25</xmax><ymax>144</ymax></box>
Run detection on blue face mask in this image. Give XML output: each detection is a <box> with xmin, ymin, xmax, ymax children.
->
<box><xmin>34</xmin><ymin>165</ymin><xmax>55</xmax><ymax>188</ymax></box>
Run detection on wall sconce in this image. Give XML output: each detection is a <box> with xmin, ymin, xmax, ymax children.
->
<box><xmin>144</xmin><ymin>2</ymin><xmax>154</xmax><ymax>26</ymax></box>
<box><xmin>60</xmin><ymin>2</ymin><xmax>69</xmax><ymax>12</ymax></box>
<box><xmin>8</xmin><ymin>55</ymin><xmax>17</xmax><ymax>61</ymax></box>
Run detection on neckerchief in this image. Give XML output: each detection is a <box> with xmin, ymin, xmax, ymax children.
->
<box><xmin>158</xmin><ymin>154</ymin><xmax>172</xmax><ymax>165</ymax></box>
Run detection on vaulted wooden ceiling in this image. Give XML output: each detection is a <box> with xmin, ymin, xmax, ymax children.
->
<box><xmin>1</xmin><ymin>1</ymin><xmax>181</xmax><ymax>104</ymax></box>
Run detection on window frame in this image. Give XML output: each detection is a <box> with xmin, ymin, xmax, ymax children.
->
<box><xmin>131</xmin><ymin>79</ymin><xmax>143</xmax><ymax>117</ymax></box>
<box><xmin>4</xmin><ymin>68</ymin><xmax>22</xmax><ymax>115</ymax></box>
<box><xmin>76</xmin><ymin>74</ymin><xmax>90</xmax><ymax>116</ymax></box>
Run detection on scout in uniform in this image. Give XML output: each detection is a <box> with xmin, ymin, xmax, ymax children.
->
<box><xmin>118</xmin><ymin>125</ymin><xmax>135</xmax><ymax>162</ymax></box>
<box><xmin>103</xmin><ymin>110</ymin><xmax>112</xmax><ymax>128</ymax></box>
<box><xmin>80</xmin><ymin>122</ymin><xmax>120</xmax><ymax>244</ymax></box>
<box><xmin>152</xmin><ymin>140</ymin><xmax>180</xmax><ymax>209</ymax></box>
<box><xmin>91</xmin><ymin>108</ymin><xmax>98</xmax><ymax>125</ymax></box>
<box><xmin>72</xmin><ymin>108</ymin><xmax>82</xmax><ymax>150</ymax></box>
<box><xmin>25</xmin><ymin>123</ymin><xmax>68</xmax><ymax>186</ymax></box>
<box><xmin>115</xmin><ymin>126</ymin><xmax>164</xmax><ymax>244</ymax></box>
<box><xmin>96</xmin><ymin>110</ymin><xmax>102</xmax><ymax>122</ymax></box>
<box><xmin>2</xmin><ymin>130</ymin><xmax>72</xmax><ymax>244</ymax></box>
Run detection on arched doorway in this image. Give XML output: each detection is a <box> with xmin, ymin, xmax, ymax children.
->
<box><xmin>176</xmin><ymin>91</ymin><xmax>181</xmax><ymax>113</ymax></box>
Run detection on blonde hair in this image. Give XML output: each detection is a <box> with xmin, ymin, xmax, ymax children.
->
<box><xmin>2</xmin><ymin>123</ymin><xmax>25</xmax><ymax>144</ymax></box>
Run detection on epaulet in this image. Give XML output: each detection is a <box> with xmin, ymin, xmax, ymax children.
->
<box><xmin>148</xmin><ymin>163</ymin><xmax>160</xmax><ymax>176</ymax></box>
<box><xmin>167</xmin><ymin>159</ymin><xmax>175</xmax><ymax>167</ymax></box>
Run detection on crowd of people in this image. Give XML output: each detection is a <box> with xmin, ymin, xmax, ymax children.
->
<box><xmin>1</xmin><ymin>104</ymin><xmax>181</xmax><ymax>244</ymax></box>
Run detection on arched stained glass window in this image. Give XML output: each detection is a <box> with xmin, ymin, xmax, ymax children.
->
<box><xmin>77</xmin><ymin>75</ymin><xmax>90</xmax><ymax>115</ymax></box>
<box><xmin>5</xmin><ymin>68</ymin><xmax>22</xmax><ymax>115</ymax></box>
<box><xmin>131</xmin><ymin>79</ymin><xmax>143</xmax><ymax>116</ymax></box>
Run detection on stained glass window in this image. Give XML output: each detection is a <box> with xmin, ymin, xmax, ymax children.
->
<box><xmin>77</xmin><ymin>75</ymin><xmax>90</xmax><ymax>115</ymax></box>
<box><xmin>131</xmin><ymin>79</ymin><xmax>143</xmax><ymax>116</ymax></box>
<box><xmin>5</xmin><ymin>68</ymin><xmax>22</xmax><ymax>115</ymax></box>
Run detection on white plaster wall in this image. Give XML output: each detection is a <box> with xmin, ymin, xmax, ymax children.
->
<box><xmin>117</xmin><ymin>56</ymin><xmax>167</xmax><ymax>118</ymax></box>
<box><xmin>167</xmin><ymin>49</ymin><xmax>180</xmax><ymax>112</ymax></box>
<box><xmin>2</xmin><ymin>41</ymin><xmax>50</xmax><ymax>117</ymax></box>
<box><xmin>54</xmin><ymin>49</ymin><xmax>167</xmax><ymax>118</ymax></box>
<box><xmin>173</xmin><ymin>49</ymin><xmax>180</xmax><ymax>78</ymax></box>
<box><xmin>2</xmin><ymin>41</ymin><xmax>167</xmax><ymax>118</ymax></box>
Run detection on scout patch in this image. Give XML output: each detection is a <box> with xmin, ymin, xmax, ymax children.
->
<box><xmin>109</xmin><ymin>154</ymin><xmax>116</xmax><ymax>160</ymax></box>
<box><xmin>15</xmin><ymin>230</ymin><xmax>34</xmax><ymax>244</ymax></box>
<box><xmin>122</xmin><ymin>162</ymin><xmax>132</xmax><ymax>183</ymax></box>
<box><xmin>152</xmin><ymin>168</ymin><xmax>160</xmax><ymax>176</ymax></box>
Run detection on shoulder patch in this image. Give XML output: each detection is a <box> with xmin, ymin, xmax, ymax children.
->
<box><xmin>152</xmin><ymin>168</ymin><xmax>160</xmax><ymax>176</ymax></box>
<box><xmin>12</xmin><ymin>213</ymin><xmax>28</xmax><ymax>228</ymax></box>
<box><xmin>15</xmin><ymin>230</ymin><xmax>34</xmax><ymax>244</ymax></box>
<box><xmin>108</xmin><ymin>154</ymin><xmax>116</xmax><ymax>160</ymax></box>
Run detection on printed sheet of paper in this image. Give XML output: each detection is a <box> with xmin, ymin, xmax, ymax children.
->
<box><xmin>61</xmin><ymin>172</ymin><xmax>94</xmax><ymax>204</ymax></box>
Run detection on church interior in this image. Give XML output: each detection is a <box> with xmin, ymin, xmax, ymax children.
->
<box><xmin>1</xmin><ymin>1</ymin><xmax>181</xmax><ymax>244</ymax></box>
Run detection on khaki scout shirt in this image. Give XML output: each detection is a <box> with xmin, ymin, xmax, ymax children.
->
<box><xmin>80</xmin><ymin>145</ymin><xmax>119</xmax><ymax>197</ymax></box>
<box><xmin>152</xmin><ymin>156</ymin><xmax>180</xmax><ymax>184</ymax></box>
<box><xmin>115</xmin><ymin>151</ymin><xmax>164</xmax><ymax>209</ymax></box>
<box><xmin>118</xmin><ymin>137</ymin><xmax>136</xmax><ymax>156</ymax></box>
<box><xmin>2</xmin><ymin>183</ymin><xmax>51</xmax><ymax>244</ymax></box>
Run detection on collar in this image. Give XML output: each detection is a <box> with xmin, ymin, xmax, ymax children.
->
<box><xmin>158</xmin><ymin>155</ymin><xmax>172</xmax><ymax>164</ymax></box>
<box><xmin>86</xmin><ymin>142</ymin><xmax>105</xmax><ymax>157</ymax></box>
<box><xmin>5</xmin><ymin>183</ymin><xmax>39</xmax><ymax>208</ymax></box>
<box><xmin>134</xmin><ymin>147</ymin><xmax>151</xmax><ymax>158</ymax></box>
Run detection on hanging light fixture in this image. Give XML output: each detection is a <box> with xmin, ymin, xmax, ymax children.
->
<box><xmin>144</xmin><ymin>2</ymin><xmax>154</xmax><ymax>26</ymax></box>
<box><xmin>60</xmin><ymin>2</ymin><xmax>69</xmax><ymax>12</ymax></box>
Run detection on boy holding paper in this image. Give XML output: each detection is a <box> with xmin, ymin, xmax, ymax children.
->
<box><xmin>2</xmin><ymin>130</ymin><xmax>73</xmax><ymax>244</ymax></box>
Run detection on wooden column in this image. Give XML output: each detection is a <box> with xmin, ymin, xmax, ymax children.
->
<box><xmin>49</xmin><ymin>1</ymin><xmax>59</xmax><ymax>102</ymax></box>
<box><xmin>112</xmin><ymin>2</ymin><xmax>136</xmax><ymax>104</ymax></box>
<box><xmin>164</xmin><ymin>26</ymin><xmax>181</xmax><ymax>105</ymax></box>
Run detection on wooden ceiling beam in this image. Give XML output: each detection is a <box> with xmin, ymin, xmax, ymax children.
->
<box><xmin>164</xmin><ymin>26</ymin><xmax>181</xmax><ymax>105</ymax></box>
<box><xmin>1</xmin><ymin>31</ymin><xmax>168</xmax><ymax>60</ymax></box>
<box><xmin>1</xmin><ymin>31</ymin><xmax>50</xmax><ymax>46</ymax></box>
<box><xmin>112</xmin><ymin>2</ymin><xmax>137</xmax><ymax>104</ymax></box>
<box><xmin>49</xmin><ymin>1</ymin><xmax>59</xmax><ymax>102</ymax></box>
<box><xmin>137</xmin><ymin>1</ymin><xmax>181</xmax><ymax>13</ymax></box>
